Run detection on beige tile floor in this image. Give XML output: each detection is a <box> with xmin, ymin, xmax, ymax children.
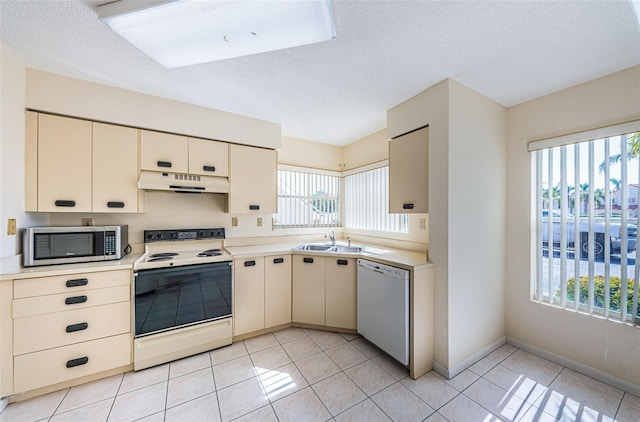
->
<box><xmin>1</xmin><ymin>327</ymin><xmax>638</xmax><ymax>422</ymax></box>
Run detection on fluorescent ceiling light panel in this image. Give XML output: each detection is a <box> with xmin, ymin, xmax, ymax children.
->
<box><xmin>98</xmin><ymin>0</ymin><xmax>337</xmax><ymax>68</ymax></box>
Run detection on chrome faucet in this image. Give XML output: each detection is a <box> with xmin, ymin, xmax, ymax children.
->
<box><xmin>325</xmin><ymin>230</ymin><xmax>336</xmax><ymax>246</ymax></box>
<box><xmin>347</xmin><ymin>237</ymin><xmax>351</xmax><ymax>247</ymax></box>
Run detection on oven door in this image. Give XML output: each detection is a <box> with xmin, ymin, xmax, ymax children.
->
<box><xmin>133</xmin><ymin>261</ymin><xmax>232</xmax><ymax>337</ymax></box>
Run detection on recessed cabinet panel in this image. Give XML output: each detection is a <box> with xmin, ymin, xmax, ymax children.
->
<box><xmin>37</xmin><ymin>114</ymin><xmax>92</xmax><ymax>212</ymax></box>
<box><xmin>189</xmin><ymin>138</ymin><xmax>229</xmax><ymax>177</ymax></box>
<box><xmin>265</xmin><ymin>255</ymin><xmax>292</xmax><ymax>327</ymax></box>
<box><xmin>93</xmin><ymin>123</ymin><xmax>139</xmax><ymax>212</ymax></box>
<box><xmin>389</xmin><ymin>126</ymin><xmax>429</xmax><ymax>213</ymax></box>
<box><xmin>229</xmin><ymin>144</ymin><xmax>277</xmax><ymax>214</ymax></box>
<box><xmin>140</xmin><ymin>130</ymin><xmax>188</xmax><ymax>173</ymax></box>
<box><xmin>233</xmin><ymin>257</ymin><xmax>265</xmax><ymax>336</ymax></box>
<box><xmin>325</xmin><ymin>258</ymin><xmax>357</xmax><ymax>329</ymax></box>
<box><xmin>292</xmin><ymin>255</ymin><xmax>325</xmax><ymax>325</ymax></box>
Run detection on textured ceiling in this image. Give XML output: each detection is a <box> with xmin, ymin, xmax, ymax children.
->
<box><xmin>1</xmin><ymin>1</ymin><xmax>639</xmax><ymax>146</ymax></box>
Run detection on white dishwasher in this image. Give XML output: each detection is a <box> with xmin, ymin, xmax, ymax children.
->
<box><xmin>357</xmin><ymin>259</ymin><xmax>409</xmax><ymax>366</ymax></box>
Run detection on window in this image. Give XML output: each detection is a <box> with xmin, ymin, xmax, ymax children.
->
<box><xmin>274</xmin><ymin>168</ymin><xmax>340</xmax><ymax>228</ymax></box>
<box><xmin>344</xmin><ymin>165</ymin><xmax>408</xmax><ymax>233</ymax></box>
<box><xmin>530</xmin><ymin>121</ymin><xmax>640</xmax><ymax>325</ymax></box>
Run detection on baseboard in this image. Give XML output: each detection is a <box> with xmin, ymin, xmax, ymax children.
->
<box><xmin>507</xmin><ymin>337</ymin><xmax>640</xmax><ymax>396</ymax></box>
<box><xmin>433</xmin><ymin>336</ymin><xmax>507</xmax><ymax>379</ymax></box>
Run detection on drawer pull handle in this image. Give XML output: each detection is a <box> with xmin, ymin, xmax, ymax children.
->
<box><xmin>249</xmin><ymin>205</ymin><xmax>260</xmax><ymax>211</ymax></box>
<box><xmin>244</xmin><ymin>260</ymin><xmax>256</xmax><ymax>267</ymax></box>
<box><xmin>402</xmin><ymin>203</ymin><xmax>414</xmax><ymax>210</ymax></box>
<box><xmin>66</xmin><ymin>278</ymin><xmax>88</xmax><ymax>288</ymax></box>
<box><xmin>273</xmin><ymin>258</ymin><xmax>284</xmax><ymax>264</ymax></box>
<box><xmin>303</xmin><ymin>257</ymin><xmax>314</xmax><ymax>263</ymax></box>
<box><xmin>107</xmin><ymin>201</ymin><xmax>125</xmax><ymax>208</ymax></box>
<box><xmin>203</xmin><ymin>165</ymin><xmax>216</xmax><ymax>172</ymax></box>
<box><xmin>66</xmin><ymin>357</ymin><xmax>89</xmax><ymax>368</ymax></box>
<box><xmin>65</xmin><ymin>295</ymin><xmax>88</xmax><ymax>305</ymax></box>
<box><xmin>337</xmin><ymin>259</ymin><xmax>348</xmax><ymax>265</ymax></box>
<box><xmin>55</xmin><ymin>200</ymin><xmax>76</xmax><ymax>207</ymax></box>
<box><xmin>66</xmin><ymin>322</ymin><xmax>88</xmax><ymax>333</ymax></box>
<box><xmin>157</xmin><ymin>160</ymin><xmax>172</xmax><ymax>168</ymax></box>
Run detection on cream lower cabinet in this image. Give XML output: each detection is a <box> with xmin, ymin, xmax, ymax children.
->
<box><xmin>292</xmin><ymin>255</ymin><xmax>357</xmax><ymax>329</ymax></box>
<box><xmin>389</xmin><ymin>126</ymin><xmax>429</xmax><ymax>213</ymax></box>
<box><xmin>10</xmin><ymin>269</ymin><xmax>132</xmax><ymax>394</ymax></box>
<box><xmin>229</xmin><ymin>144</ymin><xmax>277</xmax><ymax>214</ymax></box>
<box><xmin>325</xmin><ymin>257</ymin><xmax>357</xmax><ymax>330</ymax></box>
<box><xmin>292</xmin><ymin>255</ymin><xmax>326</xmax><ymax>325</ymax></box>
<box><xmin>234</xmin><ymin>254</ymin><xmax>292</xmax><ymax>337</ymax></box>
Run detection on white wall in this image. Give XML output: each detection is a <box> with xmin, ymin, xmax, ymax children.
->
<box><xmin>0</xmin><ymin>48</ymin><xmax>47</xmax><ymax>269</ymax></box>
<box><xmin>506</xmin><ymin>65</ymin><xmax>640</xmax><ymax>389</ymax></box>
<box><xmin>448</xmin><ymin>80</ymin><xmax>507</xmax><ymax>368</ymax></box>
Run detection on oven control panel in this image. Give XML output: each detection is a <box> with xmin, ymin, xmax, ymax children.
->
<box><xmin>144</xmin><ymin>228</ymin><xmax>225</xmax><ymax>243</ymax></box>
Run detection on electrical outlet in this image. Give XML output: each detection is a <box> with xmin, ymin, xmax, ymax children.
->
<box><xmin>419</xmin><ymin>218</ymin><xmax>426</xmax><ymax>230</ymax></box>
<box><xmin>7</xmin><ymin>218</ymin><xmax>16</xmax><ymax>235</ymax></box>
<box><xmin>257</xmin><ymin>217</ymin><xmax>263</xmax><ymax>227</ymax></box>
<box><xmin>232</xmin><ymin>217</ymin><xmax>238</xmax><ymax>227</ymax></box>
<box><xmin>82</xmin><ymin>218</ymin><xmax>93</xmax><ymax>227</ymax></box>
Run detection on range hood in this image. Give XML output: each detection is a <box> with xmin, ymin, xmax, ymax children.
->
<box><xmin>138</xmin><ymin>171</ymin><xmax>229</xmax><ymax>194</ymax></box>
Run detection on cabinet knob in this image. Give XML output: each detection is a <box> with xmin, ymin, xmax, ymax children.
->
<box><xmin>65</xmin><ymin>295</ymin><xmax>88</xmax><ymax>305</ymax></box>
<box><xmin>249</xmin><ymin>205</ymin><xmax>260</xmax><ymax>211</ymax></box>
<box><xmin>66</xmin><ymin>322</ymin><xmax>89</xmax><ymax>333</ymax></box>
<box><xmin>402</xmin><ymin>203</ymin><xmax>414</xmax><ymax>210</ymax></box>
<box><xmin>66</xmin><ymin>278</ymin><xmax>88</xmax><ymax>288</ymax></box>
<box><xmin>244</xmin><ymin>260</ymin><xmax>256</xmax><ymax>267</ymax></box>
<box><xmin>303</xmin><ymin>257</ymin><xmax>314</xmax><ymax>263</ymax></box>
<box><xmin>66</xmin><ymin>357</ymin><xmax>89</xmax><ymax>368</ymax></box>
<box><xmin>203</xmin><ymin>165</ymin><xmax>216</xmax><ymax>172</ymax></box>
<box><xmin>273</xmin><ymin>258</ymin><xmax>284</xmax><ymax>264</ymax></box>
<box><xmin>107</xmin><ymin>201</ymin><xmax>125</xmax><ymax>208</ymax></box>
<box><xmin>337</xmin><ymin>259</ymin><xmax>348</xmax><ymax>266</ymax></box>
<box><xmin>55</xmin><ymin>200</ymin><xmax>76</xmax><ymax>207</ymax></box>
<box><xmin>157</xmin><ymin>160</ymin><xmax>172</xmax><ymax>168</ymax></box>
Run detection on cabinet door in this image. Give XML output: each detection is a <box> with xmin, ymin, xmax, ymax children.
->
<box><xmin>292</xmin><ymin>255</ymin><xmax>325</xmax><ymax>325</ymax></box>
<box><xmin>140</xmin><ymin>130</ymin><xmax>188</xmax><ymax>173</ymax></box>
<box><xmin>389</xmin><ymin>126</ymin><xmax>429</xmax><ymax>213</ymax></box>
<box><xmin>229</xmin><ymin>145</ymin><xmax>277</xmax><ymax>214</ymax></box>
<box><xmin>188</xmin><ymin>138</ymin><xmax>229</xmax><ymax>177</ymax></box>
<box><xmin>37</xmin><ymin>114</ymin><xmax>92</xmax><ymax>212</ymax></box>
<box><xmin>325</xmin><ymin>258</ymin><xmax>357</xmax><ymax>329</ymax></box>
<box><xmin>233</xmin><ymin>257</ymin><xmax>265</xmax><ymax>336</ymax></box>
<box><xmin>93</xmin><ymin>123</ymin><xmax>139</xmax><ymax>212</ymax></box>
<box><xmin>264</xmin><ymin>255</ymin><xmax>292</xmax><ymax>328</ymax></box>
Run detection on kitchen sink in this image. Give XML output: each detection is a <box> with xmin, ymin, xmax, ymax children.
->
<box><xmin>292</xmin><ymin>244</ymin><xmax>364</xmax><ymax>253</ymax></box>
<box><xmin>293</xmin><ymin>244</ymin><xmax>334</xmax><ymax>251</ymax></box>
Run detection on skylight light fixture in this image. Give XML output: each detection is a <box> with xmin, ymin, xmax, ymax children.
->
<box><xmin>98</xmin><ymin>0</ymin><xmax>337</xmax><ymax>68</ymax></box>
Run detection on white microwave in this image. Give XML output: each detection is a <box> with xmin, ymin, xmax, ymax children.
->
<box><xmin>23</xmin><ymin>225</ymin><xmax>129</xmax><ymax>267</ymax></box>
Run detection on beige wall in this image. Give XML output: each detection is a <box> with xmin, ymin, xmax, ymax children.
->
<box><xmin>343</xmin><ymin>129</ymin><xmax>388</xmax><ymax>170</ymax></box>
<box><xmin>25</xmin><ymin>69</ymin><xmax>281</xmax><ymax>149</ymax></box>
<box><xmin>279</xmin><ymin>136</ymin><xmax>342</xmax><ymax>171</ymax></box>
<box><xmin>506</xmin><ymin>65</ymin><xmax>640</xmax><ymax>389</ymax></box>
<box><xmin>0</xmin><ymin>49</ymin><xmax>47</xmax><ymax>267</ymax></box>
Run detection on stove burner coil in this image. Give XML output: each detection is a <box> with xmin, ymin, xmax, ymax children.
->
<box><xmin>150</xmin><ymin>252</ymin><xmax>179</xmax><ymax>258</ymax></box>
<box><xmin>147</xmin><ymin>256</ymin><xmax>174</xmax><ymax>262</ymax></box>
<box><xmin>198</xmin><ymin>249</ymin><xmax>222</xmax><ymax>257</ymax></box>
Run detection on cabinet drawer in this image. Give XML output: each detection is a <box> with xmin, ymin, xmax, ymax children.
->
<box><xmin>14</xmin><ymin>270</ymin><xmax>130</xmax><ymax>299</ymax></box>
<box><xmin>14</xmin><ymin>333</ymin><xmax>131</xmax><ymax>393</ymax></box>
<box><xmin>13</xmin><ymin>285</ymin><xmax>130</xmax><ymax>318</ymax></box>
<box><xmin>14</xmin><ymin>302</ymin><xmax>131</xmax><ymax>355</ymax></box>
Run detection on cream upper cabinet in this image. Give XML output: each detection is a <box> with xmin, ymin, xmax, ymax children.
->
<box><xmin>389</xmin><ymin>126</ymin><xmax>429</xmax><ymax>213</ymax></box>
<box><xmin>37</xmin><ymin>114</ymin><xmax>92</xmax><ymax>212</ymax></box>
<box><xmin>292</xmin><ymin>255</ymin><xmax>325</xmax><ymax>325</ymax></box>
<box><xmin>264</xmin><ymin>255</ymin><xmax>292</xmax><ymax>328</ymax></box>
<box><xmin>229</xmin><ymin>144</ymin><xmax>277</xmax><ymax>214</ymax></box>
<box><xmin>233</xmin><ymin>257</ymin><xmax>265</xmax><ymax>336</ymax></box>
<box><xmin>140</xmin><ymin>130</ymin><xmax>189</xmax><ymax>173</ymax></box>
<box><xmin>93</xmin><ymin>123</ymin><xmax>140</xmax><ymax>212</ymax></box>
<box><xmin>189</xmin><ymin>138</ymin><xmax>229</xmax><ymax>177</ymax></box>
<box><xmin>325</xmin><ymin>257</ymin><xmax>357</xmax><ymax>330</ymax></box>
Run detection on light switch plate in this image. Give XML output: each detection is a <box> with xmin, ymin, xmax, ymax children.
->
<box><xmin>257</xmin><ymin>217</ymin><xmax>263</xmax><ymax>227</ymax></box>
<box><xmin>419</xmin><ymin>218</ymin><xmax>426</xmax><ymax>230</ymax></box>
<box><xmin>232</xmin><ymin>217</ymin><xmax>238</xmax><ymax>227</ymax></box>
<box><xmin>7</xmin><ymin>218</ymin><xmax>16</xmax><ymax>235</ymax></box>
<box><xmin>82</xmin><ymin>218</ymin><xmax>93</xmax><ymax>226</ymax></box>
